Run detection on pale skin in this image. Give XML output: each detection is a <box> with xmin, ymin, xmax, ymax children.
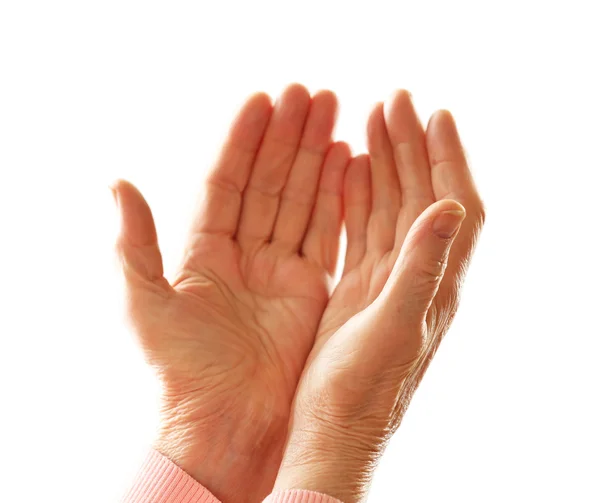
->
<box><xmin>112</xmin><ymin>84</ymin><xmax>484</xmax><ymax>503</ymax></box>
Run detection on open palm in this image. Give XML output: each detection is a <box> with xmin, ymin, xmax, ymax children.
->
<box><xmin>275</xmin><ymin>91</ymin><xmax>485</xmax><ymax>503</ymax></box>
<box><xmin>112</xmin><ymin>85</ymin><xmax>351</xmax><ymax>503</ymax></box>
<box><xmin>317</xmin><ymin>90</ymin><xmax>484</xmax><ymax>348</ymax></box>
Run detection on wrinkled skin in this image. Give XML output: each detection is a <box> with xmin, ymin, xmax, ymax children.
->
<box><xmin>113</xmin><ymin>85</ymin><xmax>484</xmax><ymax>503</ymax></box>
<box><xmin>274</xmin><ymin>92</ymin><xmax>485</xmax><ymax>503</ymax></box>
<box><xmin>113</xmin><ymin>85</ymin><xmax>351</xmax><ymax>503</ymax></box>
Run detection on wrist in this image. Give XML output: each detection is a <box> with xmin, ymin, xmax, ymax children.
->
<box><xmin>153</xmin><ymin>396</ymin><xmax>288</xmax><ymax>503</ymax></box>
<box><xmin>274</xmin><ymin>419</ymin><xmax>386</xmax><ymax>503</ymax></box>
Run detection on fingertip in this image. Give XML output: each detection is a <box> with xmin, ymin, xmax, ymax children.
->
<box><xmin>240</xmin><ymin>91</ymin><xmax>273</xmax><ymax>122</ymax></box>
<box><xmin>269</xmin><ymin>83</ymin><xmax>311</xmax><ymax>126</ymax></box>
<box><xmin>110</xmin><ymin>178</ymin><xmax>141</xmax><ymax>208</ymax></box>
<box><xmin>280</xmin><ymin>82</ymin><xmax>311</xmax><ymax>104</ymax></box>
<box><xmin>345</xmin><ymin>154</ymin><xmax>371</xmax><ymax>184</ymax></box>
<box><xmin>436</xmin><ymin>108</ymin><xmax>454</xmax><ymax>122</ymax></box>
<box><xmin>247</xmin><ymin>90</ymin><xmax>273</xmax><ymax>106</ymax></box>
<box><xmin>112</xmin><ymin>180</ymin><xmax>158</xmax><ymax>248</ymax></box>
<box><xmin>113</xmin><ymin>178</ymin><xmax>143</xmax><ymax>203</ymax></box>
<box><xmin>313</xmin><ymin>89</ymin><xmax>340</xmax><ymax>127</ymax></box>
<box><xmin>427</xmin><ymin>109</ymin><xmax>454</xmax><ymax>133</ymax></box>
<box><xmin>436</xmin><ymin>198</ymin><xmax>466</xmax><ymax>215</ymax></box>
<box><xmin>367</xmin><ymin>101</ymin><xmax>384</xmax><ymax>121</ymax></box>
<box><xmin>301</xmin><ymin>91</ymin><xmax>340</xmax><ymax>150</ymax></box>
<box><xmin>350</xmin><ymin>152</ymin><xmax>370</xmax><ymax>165</ymax></box>
<box><xmin>407</xmin><ymin>199</ymin><xmax>467</xmax><ymax>239</ymax></box>
<box><xmin>426</xmin><ymin>108</ymin><xmax>466</xmax><ymax>169</ymax></box>
<box><xmin>426</xmin><ymin>109</ymin><xmax>461</xmax><ymax>146</ymax></box>
<box><xmin>383</xmin><ymin>89</ymin><xmax>413</xmax><ymax>122</ymax></box>
<box><xmin>313</xmin><ymin>89</ymin><xmax>338</xmax><ymax>109</ymax></box>
<box><xmin>431</xmin><ymin>200</ymin><xmax>466</xmax><ymax>239</ymax></box>
<box><xmin>109</xmin><ymin>177</ymin><xmax>127</xmax><ymax>193</ymax></box>
<box><xmin>329</xmin><ymin>140</ymin><xmax>352</xmax><ymax>161</ymax></box>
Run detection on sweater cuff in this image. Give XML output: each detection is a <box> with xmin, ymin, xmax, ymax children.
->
<box><xmin>263</xmin><ymin>489</ymin><xmax>344</xmax><ymax>503</ymax></box>
<box><xmin>121</xmin><ymin>449</ymin><xmax>221</xmax><ymax>503</ymax></box>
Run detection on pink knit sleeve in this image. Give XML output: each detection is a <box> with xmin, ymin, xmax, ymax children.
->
<box><xmin>122</xmin><ymin>449</ymin><xmax>343</xmax><ymax>503</ymax></box>
<box><xmin>121</xmin><ymin>450</ymin><xmax>220</xmax><ymax>503</ymax></box>
<box><xmin>262</xmin><ymin>490</ymin><xmax>344</xmax><ymax>503</ymax></box>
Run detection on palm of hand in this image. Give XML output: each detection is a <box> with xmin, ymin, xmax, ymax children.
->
<box><xmin>291</xmin><ymin>91</ymin><xmax>485</xmax><ymax>443</ymax></box>
<box><xmin>272</xmin><ymin>91</ymin><xmax>484</xmax><ymax>503</ymax></box>
<box><xmin>165</xmin><ymin>232</ymin><xmax>328</xmax><ymax>416</ymax></box>
<box><xmin>113</xmin><ymin>84</ymin><xmax>350</xmax><ymax>502</ymax></box>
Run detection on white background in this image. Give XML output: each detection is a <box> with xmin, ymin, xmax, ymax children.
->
<box><xmin>1</xmin><ymin>1</ymin><xmax>599</xmax><ymax>502</ymax></box>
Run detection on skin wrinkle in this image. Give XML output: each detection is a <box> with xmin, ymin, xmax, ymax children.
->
<box><xmin>199</xmin><ymin>274</ymin><xmax>297</xmax><ymax>383</ymax></box>
<box><xmin>115</xmin><ymin>85</ymin><xmax>353</xmax><ymax>503</ymax></box>
<box><xmin>268</xmin><ymin>92</ymin><xmax>483</xmax><ymax>503</ymax></box>
<box><xmin>169</xmin><ymin>272</ymin><xmax>280</xmax><ymax>381</ymax></box>
<box><xmin>171</xmin><ymin>274</ymin><xmax>250</xmax><ymax>343</ymax></box>
<box><xmin>250</xmin><ymin>301</ymin><xmax>293</xmax><ymax>379</ymax></box>
<box><xmin>279</xmin><ymin>190</ymin><xmax>320</xmax><ymax>210</ymax></box>
<box><xmin>295</xmin><ymin>141</ymin><xmax>331</xmax><ymax>158</ymax></box>
<box><xmin>250</xmin><ymin>143</ymin><xmax>308</xmax><ymax>195</ymax></box>
<box><xmin>158</xmin><ymin>392</ymin><xmax>285</xmax><ymax>465</ymax></box>
<box><xmin>206</xmin><ymin>170</ymin><xmax>247</xmax><ymax>196</ymax></box>
<box><xmin>115</xmin><ymin>85</ymin><xmax>484</xmax><ymax>503</ymax></box>
<box><xmin>244</xmin><ymin>181</ymin><xmax>288</xmax><ymax>204</ymax></box>
<box><xmin>286</xmin><ymin>410</ymin><xmax>387</xmax><ymax>460</ymax></box>
<box><xmin>119</xmin><ymin>242</ymin><xmax>172</xmax><ymax>294</ymax></box>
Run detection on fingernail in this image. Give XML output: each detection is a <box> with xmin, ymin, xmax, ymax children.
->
<box><xmin>433</xmin><ymin>208</ymin><xmax>465</xmax><ymax>238</ymax></box>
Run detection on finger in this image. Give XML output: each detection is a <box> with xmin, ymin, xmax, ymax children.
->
<box><xmin>375</xmin><ymin>199</ymin><xmax>465</xmax><ymax>331</ymax></box>
<box><xmin>343</xmin><ymin>154</ymin><xmax>372</xmax><ymax>275</ymax></box>
<box><xmin>426</xmin><ymin>110</ymin><xmax>485</xmax><ymax>302</ymax></box>
<box><xmin>190</xmin><ymin>92</ymin><xmax>273</xmax><ymax>236</ymax></box>
<box><xmin>365</xmin><ymin>102</ymin><xmax>401</xmax><ymax>253</ymax></box>
<box><xmin>383</xmin><ymin>90</ymin><xmax>435</xmax><ymax>204</ymax></box>
<box><xmin>272</xmin><ymin>90</ymin><xmax>338</xmax><ymax>253</ymax></box>
<box><xmin>110</xmin><ymin>179</ymin><xmax>172</xmax><ymax>296</ymax></box>
<box><xmin>236</xmin><ymin>83</ymin><xmax>311</xmax><ymax>247</ymax></box>
<box><xmin>302</xmin><ymin>141</ymin><xmax>352</xmax><ymax>275</ymax></box>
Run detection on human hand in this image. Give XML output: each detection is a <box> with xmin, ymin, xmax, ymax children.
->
<box><xmin>273</xmin><ymin>91</ymin><xmax>485</xmax><ymax>503</ymax></box>
<box><xmin>111</xmin><ymin>84</ymin><xmax>352</xmax><ymax>503</ymax></box>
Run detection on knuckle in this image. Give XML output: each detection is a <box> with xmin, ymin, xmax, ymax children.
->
<box><xmin>402</xmin><ymin>256</ymin><xmax>448</xmax><ymax>300</ymax></box>
<box><xmin>418</xmin><ymin>256</ymin><xmax>447</xmax><ymax>283</ymax></box>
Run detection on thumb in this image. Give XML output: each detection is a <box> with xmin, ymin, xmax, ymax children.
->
<box><xmin>377</xmin><ymin>199</ymin><xmax>465</xmax><ymax>328</ymax></box>
<box><xmin>110</xmin><ymin>179</ymin><xmax>171</xmax><ymax>295</ymax></box>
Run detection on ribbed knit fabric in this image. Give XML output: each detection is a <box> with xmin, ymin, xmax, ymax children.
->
<box><xmin>122</xmin><ymin>449</ymin><xmax>343</xmax><ymax>503</ymax></box>
<box><xmin>121</xmin><ymin>450</ymin><xmax>220</xmax><ymax>503</ymax></box>
<box><xmin>263</xmin><ymin>489</ymin><xmax>344</xmax><ymax>503</ymax></box>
